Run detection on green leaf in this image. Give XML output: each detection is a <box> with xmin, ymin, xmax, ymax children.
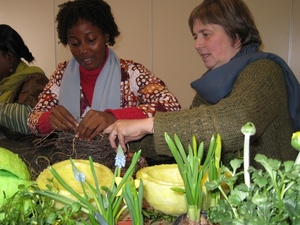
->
<box><xmin>252</xmin><ymin>191</ymin><xmax>268</xmax><ymax>205</ymax></box>
<box><xmin>230</xmin><ymin>159</ymin><xmax>243</xmax><ymax>173</ymax></box>
<box><xmin>170</xmin><ymin>187</ymin><xmax>185</xmax><ymax>193</ymax></box>
<box><xmin>205</xmin><ymin>180</ymin><xmax>220</xmax><ymax>191</ymax></box>
<box><xmin>0</xmin><ymin>170</ymin><xmax>18</xmax><ymax>178</ymax></box>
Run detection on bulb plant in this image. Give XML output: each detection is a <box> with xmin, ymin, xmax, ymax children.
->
<box><xmin>35</xmin><ymin>146</ymin><xmax>143</xmax><ymax>225</ymax></box>
<box><xmin>165</xmin><ymin>132</ymin><xmax>219</xmax><ymax>224</ymax></box>
<box><xmin>204</xmin><ymin>134</ymin><xmax>223</xmax><ymax>211</ymax></box>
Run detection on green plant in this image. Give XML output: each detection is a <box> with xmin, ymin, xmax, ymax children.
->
<box><xmin>206</xmin><ymin>123</ymin><xmax>300</xmax><ymax>225</ymax></box>
<box><xmin>0</xmin><ymin>146</ymin><xmax>143</xmax><ymax>225</ymax></box>
<box><xmin>164</xmin><ymin>132</ymin><xmax>219</xmax><ymax>224</ymax></box>
<box><xmin>36</xmin><ymin>146</ymin><xmax>143</xmax><ymax>225</ymax></box>
<box><xmin>0</xmin><ymin>182</ymin><xmax>83</xmax><ymax>225</ymax></box>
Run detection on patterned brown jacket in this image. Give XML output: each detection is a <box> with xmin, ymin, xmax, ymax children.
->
<box><xmin>28</xmin><ymin>59</ymin><xmax>181</xmax><ymax>136</ymax></box>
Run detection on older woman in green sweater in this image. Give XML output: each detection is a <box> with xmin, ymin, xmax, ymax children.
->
<box><xmin>104</xmin><ymin>0</ymin><xmax>300</xmax><ymax>167</ymax></box>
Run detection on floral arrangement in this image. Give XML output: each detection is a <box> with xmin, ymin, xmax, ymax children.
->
<box><xmin>43</xmin><ymin>146</ymin><xmax>143</xmax><ymax>225</ymax></box>
<box><xmin>165</xmin><ymin>122</ymin><xmax>300</xmax><ymax>225</ymax></box>
<box><xmin>3</xmin><ymin>122</ymin><xmax>300</xmax><ymax>225</ymax></box>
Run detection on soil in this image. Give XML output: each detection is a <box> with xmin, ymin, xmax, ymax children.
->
<box><xmin>173</xmin><ymin>213</ymin><xmax>213</xmax><ymax>225</ymax></box>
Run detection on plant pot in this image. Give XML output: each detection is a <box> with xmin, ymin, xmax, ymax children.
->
<box><xmin>173</xmin><ymin>212</ymin><xmax>214</xmax><ymax>225</ymax></box>
<box><xmin>118</xmin><ymin>221</ymin><xmax>132</xmax><ymax>225</ymax></box>
<box><xmin>117</xmin><ymin>213</ymin><xmax>132</xmax><ymax>225</ymax></box>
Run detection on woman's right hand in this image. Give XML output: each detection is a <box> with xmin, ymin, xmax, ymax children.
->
<box><xmin>50</xmin><ymin>105</ymin><xmax>79</xmax><ymax>132</ymax></box>
<box><xmin>103</xmin><ymin>117</ymin><xmax>154</xmax><ymax>151</ymax></box>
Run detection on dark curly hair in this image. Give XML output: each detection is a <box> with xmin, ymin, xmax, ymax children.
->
<box><xmin>56</xmin><ymin>0</ymin><xmax>120</xmax><ymax>46</ymax></box>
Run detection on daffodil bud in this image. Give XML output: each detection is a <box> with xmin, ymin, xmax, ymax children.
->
<box><xmin>291</xmin><ymin>131</ymin><xmax>300</xmax><ymax>151</ymax></box>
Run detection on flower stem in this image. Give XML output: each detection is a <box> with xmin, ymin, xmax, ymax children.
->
<box><xmin>241</xmin><ymin>122</ymin><xmax>256</xmax><ymax>187</ymax></box>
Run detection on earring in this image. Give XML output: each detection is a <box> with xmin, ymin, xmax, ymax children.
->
<box><xmin>9</xmin><ymin>65</ymin><xmax>13</xmax><ymax>74</ymax></box>
<box><xmin>105</xmin><ymin>34</ymin><xmax>110</xmax><ymax>45</ymax></box>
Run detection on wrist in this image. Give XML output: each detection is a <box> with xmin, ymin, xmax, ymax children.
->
<box><xmin>147</xmin><ymin>117</ymin><xmax>154</xmax><ymax>134</ymax></box>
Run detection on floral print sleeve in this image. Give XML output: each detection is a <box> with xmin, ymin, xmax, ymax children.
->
<box><xmin>118</xmin><ymin>59</ymin><xmax>181</xmax><ymax>118</ymax></box>
<box><xmin>27</xmin><ymin>61</ymin><xmax>68</xmax><ymax>135</ymax></box>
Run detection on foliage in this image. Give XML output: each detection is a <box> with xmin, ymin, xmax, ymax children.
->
<box><xmin>206</xmin><ymin>125</ymin><xmax>300</xmax><ymax>225</ymax></box>
<box><xmin>121</xmin><ymin>175</ymin><xmax>144</xmax><ymax>224</ymax></box>
<box><xmin>0</xmin><ymin>183</ymin><xmax>83</xmax><ymax>225</ymax></box>
<box><xmin>164</xmin><ymin>132</ymin><xmax>220</xmax><ymax>223</ymax></box>
<box><xmin>41</xmin><ymin>146</ymin><xmax>143</xmax><ymax>225</ymax></box>
<box><xmin>0</xmin><ymin>146</ymin><xmax>143</xmax><ymax>225</ymax></box>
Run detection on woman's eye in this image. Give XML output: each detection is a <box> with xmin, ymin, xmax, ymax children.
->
<box><xmin>203</xmin><ymin>33</ymin><xmax>211</xmax><ymax>38</ymax></box>
<box><xmin>88</xmin><ymin>38</ymin><xmax>96</xmax><ymax>44</ymax></box>
<box><xmin>69</xmin><ymin>42</ymin><xmax>79</xmax><ymax>47</ymax></box>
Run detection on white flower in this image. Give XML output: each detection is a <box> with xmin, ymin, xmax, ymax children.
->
<box><xmin>115</xmin><ymin>145</ymin><xmax>126</xmax><ymax>168</ymax></box>
<box><xmin>71</xmin><ymin>159</ymin><xmax>86</xmax><ymax>182</ymax></box>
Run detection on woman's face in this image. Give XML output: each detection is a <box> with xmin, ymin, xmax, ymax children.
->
<box><xmin>0</xmin><ymin>51</ymin><xmax>11</xmax><ymax>81</ymax></box>
<box><xmin>192</xmin><ymin>21</ymin><xmax>241</xmax><ymax>70</ymax></box>
<box><xmin>67</xmin><ymin>19</ymin><xmax>108</xmax><ymax>71</ymax></box>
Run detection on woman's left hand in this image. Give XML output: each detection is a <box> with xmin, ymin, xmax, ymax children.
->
<box><xmin>76</xmin><ymin>110</ymin><xmax>116</xmax><ymax>141</ymax></box>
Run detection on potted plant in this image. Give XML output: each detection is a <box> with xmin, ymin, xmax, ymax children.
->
<box><xmin>165</xmin><ymin>132</ymin><xmax>221</xmax><ymax>225</ymax></box>
<box><xmin>44</xmin><ymin>146</ymin><xmax>143</xmax><ymax>225</ymax></box>
<box><xmin>165</xmin><ymin>122</ymin><xmax>300</xmax><ymax>225</ymax></box>
<box><xmin>205</xmin><ymin>123</ymin><xmax>300</xmax><ymax>225</ymax></box>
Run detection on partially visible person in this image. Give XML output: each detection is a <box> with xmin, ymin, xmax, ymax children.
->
<box><xmin>27</xmin><ymin>0</ymin><xmax>181</xmax><ymax>141</ymax></box>
<box><xmin>0</xmin><ymin>24</ymin><xmax>49</xmax><ymax>140</ymax></box>
<box><xmin>104</xmin><ymin>0</ymin><xmax>300</xmax><ymax>167</ymax></box>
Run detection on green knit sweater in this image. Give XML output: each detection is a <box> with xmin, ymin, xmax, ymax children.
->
<box><xmin>129</xmin><ymin>58</ymin><xmax>298</xmax><ymax>168</ymax></box>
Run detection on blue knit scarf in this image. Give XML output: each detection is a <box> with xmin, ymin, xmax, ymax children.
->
<box><xmin>59</xmin><ymin>48</ymin><xmax>121</xmax><ymax>121</ymax></box>
<box><xmin>190</xmin><ymin>44</ymin><xmax>300</xmax><ymax>131</ymax></box>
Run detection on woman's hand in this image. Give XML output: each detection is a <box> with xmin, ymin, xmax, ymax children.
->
<box><xmin>76</xmin><ymin>110</ymin><xmax>116</xmax><ymax>141</ymax></box>
<box><xmin>103</xmin><ymin>117</ymin><xmax>154</xmax><ymax>151</ymax></box>
<box><xmin>50</xmin><ymin>105</ymin><xmax>79</xmax><ymax>132</ymax></box>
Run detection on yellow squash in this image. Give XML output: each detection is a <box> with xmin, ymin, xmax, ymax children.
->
<box><xmin>36</xmin><ymin>159</ymin><xmax>114</xmax><ymax>209</ymax></box>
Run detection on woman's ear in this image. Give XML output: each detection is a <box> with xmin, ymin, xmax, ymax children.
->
<box><xmin>6</xmin><ymin>51</ymin><xmax>16</xmax><ymax>63</ymax></box>
<box><xmin>105</xmin><ymin>34</ymin><xmax>110</xmax><ymax>44</ymax></box>
<box><xmin>233</xmin><ymin>34</ymin><xmax>242</xmax><ymax>49</ymax></box>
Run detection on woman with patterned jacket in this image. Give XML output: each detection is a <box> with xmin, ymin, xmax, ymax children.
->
<box><xmin>27</xmin><ymin>0</ymin><xmax>181</xmax><ymax>141</ymax></box>
<box><xmin>0</xmin><ymin>24</ymin><xmax>49</xmax><ymax>140</ymax></box>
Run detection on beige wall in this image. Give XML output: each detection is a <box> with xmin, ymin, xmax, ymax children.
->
<box><xmin>0</xmin><ymin>0</ymin><xmax>299</xmax><ymax>109</ymax></box>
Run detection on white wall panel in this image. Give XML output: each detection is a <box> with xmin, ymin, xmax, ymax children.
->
<box><xmin>291</xmin><ymin>0</ymin><xmax>300</xmax><ymax>80</ymax></box>
<box><xmin>152</xmin><ymin>0</ymin><xmax>205</xmax><ymax>108</ymax></box>
<box><xmin>0</xmin><ymin>0</ymin><xmax>56</xmax><ymax>77</ymax></box>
